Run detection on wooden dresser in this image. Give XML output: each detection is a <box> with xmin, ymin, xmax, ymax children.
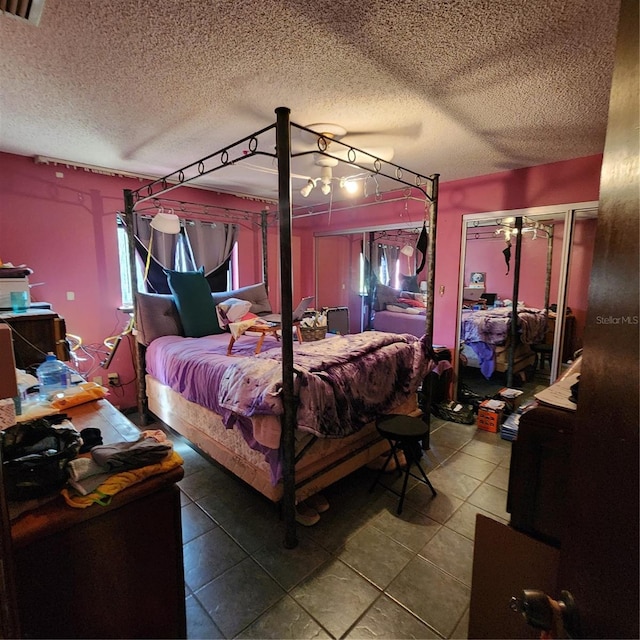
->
<box><xmin>5</xmin><ymin>399</ymin><xmax>186</xmax><ymax>639</ymax></box>
<box><xmin>0</xmin><ymin>307</ymin><xmax>69</xmax><ymax>369</ymax></box>
<box><xmin>506</xmin><ymin>403</ymin><xmax>576</xmax><ymax>547</ymax></box>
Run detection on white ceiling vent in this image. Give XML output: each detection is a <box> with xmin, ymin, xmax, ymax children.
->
<box><xmin>1</xmin><ymin>0</ymin><xmax>44</xmax><ymax>26</ymax></box>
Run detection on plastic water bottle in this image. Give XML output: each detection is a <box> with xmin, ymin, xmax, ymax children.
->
<box><xmin>36</xmin><ymin>353</ymin><xmax>70</xmax><ymax>401</ymax></box>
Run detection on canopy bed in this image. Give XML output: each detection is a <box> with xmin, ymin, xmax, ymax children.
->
<box><xmin>123</xmin><ymin>107</ymin><xmax>439</xmax><ymax>547</ymax></box>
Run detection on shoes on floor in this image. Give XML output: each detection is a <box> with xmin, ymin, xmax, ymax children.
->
<box><xmin>304</xmin><ymin>492</ymin><xmax>330</xmax><ymax>513</ymax></box>
<box><xmin>295</xmin><ymin>502</ymin><xmax>321</xmax><ymax>526</ymax></box>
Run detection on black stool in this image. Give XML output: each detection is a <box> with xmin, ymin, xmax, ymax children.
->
<box><xmin>369</xmin><ymin>414</ymin><xmax>437</xmax><ymax>514</ymax></box>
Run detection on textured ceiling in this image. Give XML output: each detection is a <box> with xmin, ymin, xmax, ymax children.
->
<box><xmin>0</xmin><ymin>0</ymin><xmax>620</xmax><ymax>205</ymax></box>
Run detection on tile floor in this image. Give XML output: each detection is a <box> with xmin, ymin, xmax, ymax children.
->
<box><xmin>147</xmin><ymin>411</ymin><xmax>523</xmax><ymax>640</ymax></box>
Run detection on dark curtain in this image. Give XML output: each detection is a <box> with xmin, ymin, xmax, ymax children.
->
<box><xmin>128</xmin><ymin>214</ymin><xmax>237</xmax><ymax>293</ymax></box>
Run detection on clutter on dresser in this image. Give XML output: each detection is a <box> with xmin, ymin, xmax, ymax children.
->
<box><xmin>1</xmin><ymin>416</ymin><xmax>82</xmax><ymax>500</ymax></box>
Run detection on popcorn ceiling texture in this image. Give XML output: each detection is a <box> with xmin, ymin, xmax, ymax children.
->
<box><xmin>0</xmin><ymin>0</ymin><xmax>620</xmax><ymax>199</ymax></box>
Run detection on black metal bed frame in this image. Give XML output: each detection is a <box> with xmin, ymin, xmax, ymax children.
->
<box><xmin>123</xmin><ymin>106</ymin><xmax>439</xmax><ymax>548</ymax></box>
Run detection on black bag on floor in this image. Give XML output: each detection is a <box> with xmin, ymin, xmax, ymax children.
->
<box><xmin>1</xmin><ymin>416</ymin><xmax>81</xmax><ymax>501</ymax></box>
<box><xmin>432</xmin><ymin>401</ymin><xmax>475</xmax><ymax>424</ymax></box>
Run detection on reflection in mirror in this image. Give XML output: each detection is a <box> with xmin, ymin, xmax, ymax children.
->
<box><xmin>315</xmin><ymin>224</ymin><xmax>424</xmax><ymax>334</ymax></box>
<box><xmin>456</xmin><ymin>203</ymin><xmax>598</xmax><ymax>405</ymax></box>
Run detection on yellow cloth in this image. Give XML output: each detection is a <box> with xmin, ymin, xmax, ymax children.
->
<box><xmin>51</xmin><ymin>382</ymin><xmax>108</xmax><ymax>410</ymax></box>
<box><xmin>60</xmin><ymin>450</ymin><xmax>183</xmax><ymax>508</ymax></box>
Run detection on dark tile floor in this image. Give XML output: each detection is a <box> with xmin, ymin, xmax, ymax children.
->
<box><xmin>136</xmin><ymin>368</ymin><xmax>550</xmax><ymax>639</ymax></box>
<box><xmin>149</xmin><ymin>422</ymin><xmax>496</xmax><ymax>639</ymax></box>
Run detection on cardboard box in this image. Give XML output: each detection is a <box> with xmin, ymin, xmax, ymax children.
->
<box><xmin>498</xmin><ymin>387</ymin><xmax>524</xmax><ymax>413</ymax></box>
<box><xmin>477</xmin><ymin>399</ymin><xmax>506</xmax><ymax>433</ymax></box>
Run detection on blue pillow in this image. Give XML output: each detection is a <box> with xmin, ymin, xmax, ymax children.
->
<box><xmin>164</xmin><ymin>267</ymin><xmax>223</xmax><ymax>337</ymax></box>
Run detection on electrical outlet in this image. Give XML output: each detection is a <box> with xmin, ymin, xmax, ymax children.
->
<box><xmin>108</xmin><ymin>373</ymin><xmax>120</xmax><ymax>386</ymax></box>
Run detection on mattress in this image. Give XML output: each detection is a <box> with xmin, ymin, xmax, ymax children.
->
<box><xmin>371</xmin><ymin>309</ymin><xmax>427</xmax><ymax>337</ymax></box>
<box><xmin>146</xmin><ymin>374</ymin><xmax>419</xmax><ymax>502</ymax></box>
<box><xmin>144</xmin><ymin>329</ymin><xmax>432</xmax><ymax>488</ymax></box>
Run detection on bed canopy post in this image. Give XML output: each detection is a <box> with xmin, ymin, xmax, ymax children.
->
<box><xmin>275</xmin><ymin>106</ymin><xmax>297</xmax><ymax>549</ymax></box>
<box><xmin>424</xmin><ymin>175</ymin><xmax>439</xmax><ymax>348</ymax></box>
<box><xmin>261</xmin><ymin>209</ymin><xmax>269</xmax><ymax>293</ymax></box>
<box><xmin>419</xmin><ymin>175</ymin><xmax>439</xmax><ymax>444</ymax></box>
<box><xmin>507</xmin><ymin>216</ymin><xmax>524</xmax><ymax>387</ymax></box>
<box><xmin>544</xmin><ymin>226</ymin><xmax>553</xmax><ymax>312</ymax></box>
<box><xmin>123</xmin><ymin>189</ymin><xmax>148</xmax><ymax>424</ymax></box>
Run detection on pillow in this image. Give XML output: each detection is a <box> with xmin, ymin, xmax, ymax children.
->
<box><xmin>398</xmin><ymin>296</ymin><xmax>427</xmax><ymax>308</ymax></box>
<box><xmin>164</xmin><ymin>267</ymin><xmax>223</xmax><ymax>337</ymax></box>
<box><xmin>210</xmin><ymin>282</ymin><xmax>272</xmax><ymax>316</ymax></box>
<box><xmin>374</xmin><ymin>283</ymin><xmax>401</xmax><ymax>311</ymax></box>
<box><xmin>216</xmin><ymin>298</ymin><xmax>252</xmax><ymax>329</ymax></box>
<box><xmin>135</xmin><ymin>293</ymin><xmax>183</xmax><ymax>346</ymax></box>
<box><xmin>386</xmin><ymin>304</ymin><xmax>422</xmax><ymax>315</ymax></box>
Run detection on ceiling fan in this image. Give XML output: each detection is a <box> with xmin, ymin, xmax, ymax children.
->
<box><xmin>296</xmin><ymin>123</ymin><xmax>395</xmax><ymax>197</ymax></box>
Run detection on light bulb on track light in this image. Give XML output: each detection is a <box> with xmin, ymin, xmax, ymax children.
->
<box><xmin>300</xmin><ymin>179</ymin><xmax>314</xmax><ymax>198</ymax></box>
<box><xmin>321</xmin><ymin>183</ymin><xmax>331</xmax><ymax>195</ymax></box>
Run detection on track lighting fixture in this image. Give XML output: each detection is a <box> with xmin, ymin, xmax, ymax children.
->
<box><xmin>299</xmin><ymin>171</ymin><xmax>365</xmax><ymax>198</ymax></box>
<box><xmin>300</xmin><ymin>179</ymin><xmax>315</xmax><ymax>198</ymax></box>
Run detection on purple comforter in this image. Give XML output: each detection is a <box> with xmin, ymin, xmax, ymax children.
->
<box><xmin>460</xmin><ymin>306</ymin><xmax>547</xmax><ymax>378</ymax></box>
<box><xmin>460</xmin><ymin>306</ymin><xmax>547</xmax><ymax>346</ymax></box>
<box><xmin>146</xmin><ymin>331</ymin><xmax>432</xmax><ymax>439</ymax></box>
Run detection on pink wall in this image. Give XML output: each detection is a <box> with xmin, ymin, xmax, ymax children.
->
<box><xmin>464</xmin><ymin>229</ymin><xmax>552</xmax><ymax>306</ymax></box>
<box><xmin>0</xmin><ymin>153</ymin><xmax>267</xmax><ymax>410</ymax></box>
<box><xmin>298</xmin><ymin>155</ymin><xmax>603</xmax><ymax>348</ymax></box>
<box><xmin>464</xmin><ymin>217</ymin><xmax>598</xmax><ymax>347</ymax></box>
<box><xmin>0</xmin><ymin>151</ymin><xmax>602</xmax><ymax>410</ymax></box>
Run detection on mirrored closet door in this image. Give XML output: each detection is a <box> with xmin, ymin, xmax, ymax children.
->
<box><xmin>455</xmin><ymin>202</ymin><xmax>598</xmax><ymax>399</ymax></box>
<box><xmin>315</xmin><ymin>224</ymin><xmax>423</xmax><ymax>334</ymax></box>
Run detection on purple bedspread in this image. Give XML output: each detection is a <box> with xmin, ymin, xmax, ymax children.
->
<box><xmin>460</xmin><ymin>306</ymin><xmax>547</xmax><ymax>346</ymax></box>
<box><xmin>460</xmin><ymin>306</ymin><xmax>547</xmax><ymax>378</ymax></box>
<box><xmin>146</xmin><ymin>331</ymin><xmax>432</xmax><ymax>439</ymax></box>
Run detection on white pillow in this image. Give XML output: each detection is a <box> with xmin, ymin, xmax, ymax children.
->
<box><xmin>216</xmin><ymin>297</ymin><xmax>252</xmax><ymax>328</ymax></box>
<box><xmin>386</xmin><ymin>304</ymin><xmax>422</xmax><ymax>315</ymax></box>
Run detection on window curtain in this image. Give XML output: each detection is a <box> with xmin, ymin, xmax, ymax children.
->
<box><xmin>129</xmin><ymin>214</ymin><xmax>238</xmax><ymax>293</ymax></box>
<box><xmin>182</xmin><ymin>220</ymin><xmax>238</xmax><ymax>291</ymax></box>
<box><xmin>385</xmin><ymin>245</ymin><xmax>400</xmax><ymax>286</ymax></box>
<box><xmin>372</xmin><ymin>243</ymin><xmax>400</xmax><ymax>287</ymax></box>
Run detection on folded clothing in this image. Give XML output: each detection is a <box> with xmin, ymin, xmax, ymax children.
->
<box><xmin>61</xmin><ymin>450</ymin><xmax>184</xmax><ymax>508</ymax></box>
<box><xmin>91</xmin><ymin>436</ymin><xmax>172</xmax><ymax>471</ymax></box>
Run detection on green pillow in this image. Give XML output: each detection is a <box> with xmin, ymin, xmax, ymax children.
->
<box><xmin>164</xmin><ymin>267</ymin><xmax>223</xmax><ymax>337</ymax></box>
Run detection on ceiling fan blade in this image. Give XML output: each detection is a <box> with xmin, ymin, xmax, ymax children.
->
<box><xmin>343</xmin><ymin>122</ymin><xmax>423</xmax><ymax>140</ymax></box>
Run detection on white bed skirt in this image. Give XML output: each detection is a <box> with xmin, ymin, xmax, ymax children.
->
<box><xmin>146</xmin><ymin>375</ymin><xmax>418</xmax><ymax>503</ymax></box>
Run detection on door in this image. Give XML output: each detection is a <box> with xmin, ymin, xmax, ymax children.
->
<box><xmin>469</xmin><ymin>2</ymin><xmax>638</xmax><ymax>636</ymax></box>
<box><xmin>558</xmin><ymin>0</ymin><xmax>638</xmax><ymax>636</ymax></box>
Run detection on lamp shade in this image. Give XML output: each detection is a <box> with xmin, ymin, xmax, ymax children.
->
<box><xmin>400</xmin><ymin>244</ymin><xmax>414</xmax><ymax>257</ymax></box>
<box><xmin>150</xmin><ymin>212</ymin><xmax>181</xmax><ymax>234</ymax></box>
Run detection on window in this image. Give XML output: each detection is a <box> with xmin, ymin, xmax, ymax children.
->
<box><xmin>117</xmin><ymin>217</ymin><xmax>144</xmax><ymax>308</ymax></box>
<box><xmin>116</xmin><ymin>216</ymin><xmax>234</xmax><ymax>306</ymax></box>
